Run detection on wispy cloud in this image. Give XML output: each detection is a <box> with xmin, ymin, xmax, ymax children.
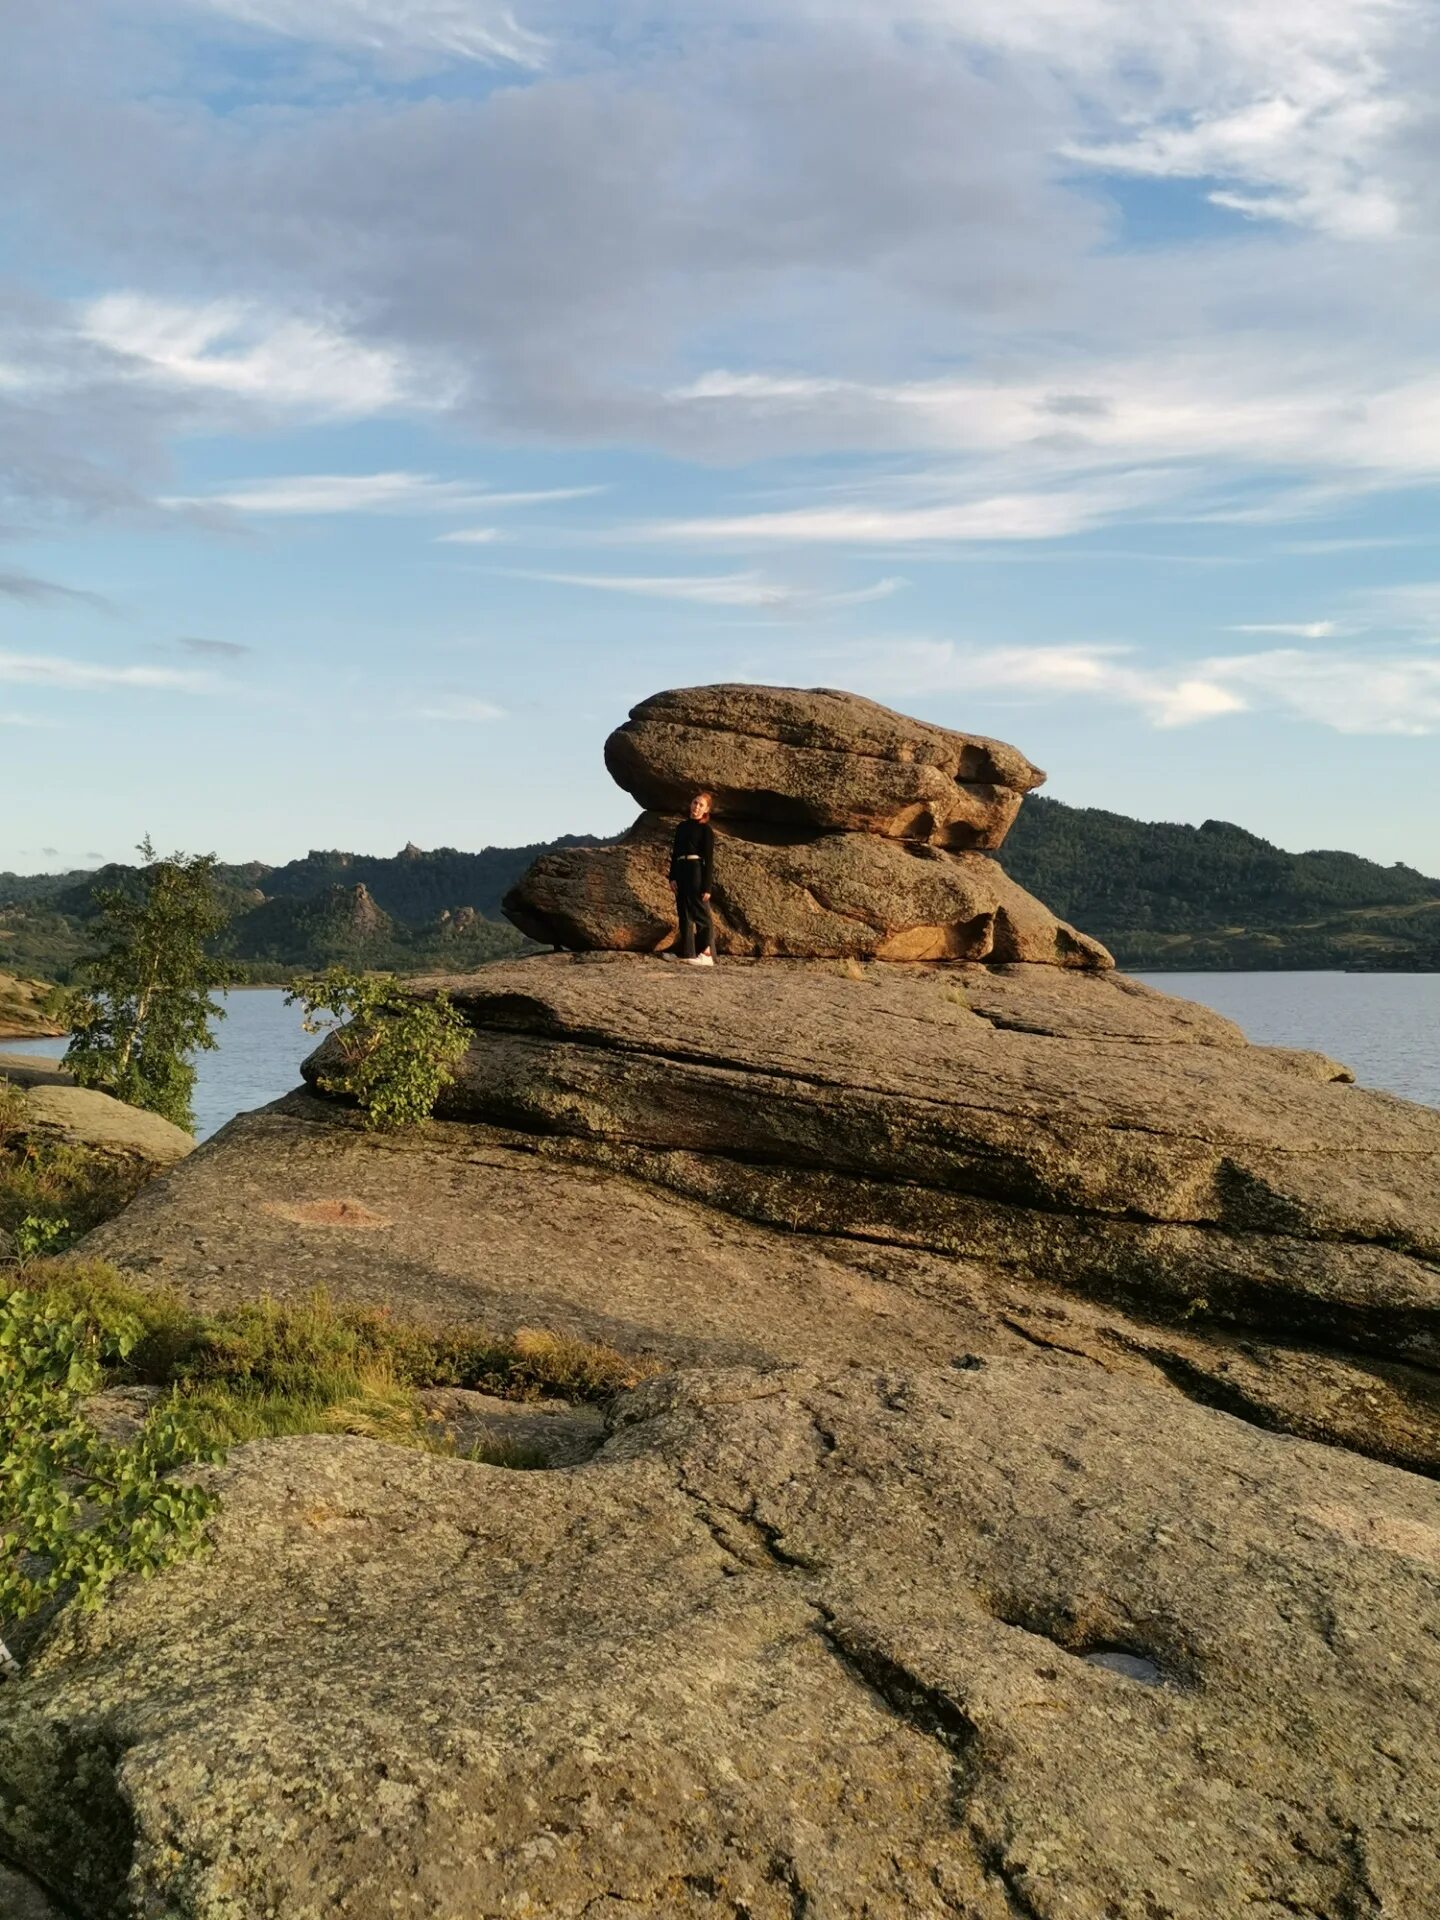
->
<box><xmin>189</xmin><ymin>0</ymin><xmax>548</xmax><ymax>66</ymax></box>
<box><xmin>413</xmin><ymin>695</ymin><xmax>507</xmax><ymax>722</ymax></box>
<box><xmin>1228</xmin><ymin>621</ymin><xmax>1339</xmax><ymax>638</ymax></box>
<box><xmin>505</xmin><ymin>569</ymin><xmax>905</xmax><ymax>609</ymax></box>
<box><xmin>170</xmin><ymin>475</ymin><xmax>600</xmax><ymax>518</ymax></box>
<box><xmin>178</xmin><ymin>635</ymin><xmax>252</xmax><ymax>658</ymax></box>
<box><xmin>838</xmin><ymin>635</ymin><xmax>1440</xmax><ymax>735</ymax></box>
<box><xmin>81</xmin><ymin>296</ymin><xmax>429</xmax><ymax>419</ymax></box>
<box><xmin>0</xmin><ymin>569</ymin><xmax>114</xmax><ymax>611</ymax></box>
<box><xmin>636</xmin><ymin>490</ymin><xmax>1130</xmax><ymax>548</ymax></box>
<box><xmin>0</xmin><ymin>650</ymin><xmax>213</xmax><ymax>693</ymax></box>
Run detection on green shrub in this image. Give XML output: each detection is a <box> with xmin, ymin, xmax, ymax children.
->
<box><xmin>0</xmin><ymin>1284</ymin><xmax>219</xmax><ymax>1669</ymax></box>
<box><xmin>0</xmin><ymin>1083</ymin><xmax>152</xmax><ymax>1247</ymax></box>
<box><xmin>287</xmin><ymin>967</ymin><xmax>471</xmax><ymax>1130</ymax></box>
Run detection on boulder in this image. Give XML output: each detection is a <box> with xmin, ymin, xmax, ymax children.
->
<box><xmin>4</xmin><ymin>1361</ymin><xmax>1438</xmax><ymax>1918</ymax></box>
<box><xmin>0</xmin><ymin>1054</ymin><xmax>194</xmax><ymax>1167</ymax></box>
<box><xmin>604</xmin><ymin>683</ymin><xmax>1043</xmax><ymax>849</ymax></box>
<box><xmin>504</xmin><ymin>813</ymin><xmax>1112</xmax><ymax>966</ymax></box>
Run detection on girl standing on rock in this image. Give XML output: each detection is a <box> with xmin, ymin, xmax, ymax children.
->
<box><xmin>667</xmin><ymin>791</ymin><xmax>716</xmax><ymax>966</ymax></box>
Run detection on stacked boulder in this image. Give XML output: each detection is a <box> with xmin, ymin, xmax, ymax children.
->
<box><xmin>504</xmin><ymin>684</ymin><xmax>1112</xmax><ymax>967</ymax></box>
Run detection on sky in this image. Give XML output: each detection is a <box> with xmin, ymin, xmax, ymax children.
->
<box><xmin>3</xmin><ymin>0</ymin><xmax>1440</xmax><ymax>875</ymax></box>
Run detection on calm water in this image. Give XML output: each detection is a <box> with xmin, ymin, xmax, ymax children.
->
<box><xmin>3</xmin><ymin>990</ymin><xmax>316</xmax><ymax>1141</ymax></box>
<box><xmin>4</xmin><ymin>972</ymin><xmax>1438</xmax><ymax>1138</ymax></box>
<box><xmin>1133</xmin><ymin>971</ymin><xmax>1440</xmax><ymax>1109</ymax></box>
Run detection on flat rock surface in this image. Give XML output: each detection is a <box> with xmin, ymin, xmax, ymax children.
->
<box><xmin>4</xmin><ymin>1361</ymin><xmax>1437</xmax><ymax>1919</ymax></box>
<box><xmin>81</xmin><ymin>1096</ymin><xmax>1012</xmax><ymax>1369</ymax></box>
<box><xmin>506</xmin><ymin>813</ymin><xmax>1112</xmax><ymax>964</ymax></box>
<box><xmin>605</xmin><ymin>683</ymin><xmax>1043</xmax><ymax>849</ymax></box>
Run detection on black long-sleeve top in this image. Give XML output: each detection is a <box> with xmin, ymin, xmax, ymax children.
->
<box><xmin>669</xmin><ymin>818</ymin><xmax>714</xmax><ymax>891</ymax></box>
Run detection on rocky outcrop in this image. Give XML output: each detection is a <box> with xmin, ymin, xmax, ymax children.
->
<box><xmin>605</xmin><ymin>683</ymin><xmax>1044</xmax><ymax>848</ymax></box>
<box><xmin>0</xmin><ymin>1053</ymin><xmax>193</xmax><ymax>1168</ymax></box>
<box><xmin>22</xmin><ymin>682</ymin><xmax>1440</xmax><ymax>1915</ymax></box>
<box><xmin>88</xmin><ymin>950</ymin><xmax>1440</xmax><ymax>1471</ymax></box>
<box><xmin>4</xmin><ymin>1361</ymin><xmax>1438</xmax><ymax>1919</ymax></box>
<box><xmin>0</xmin><ymin>972</ymin><xmax>64</xmax><ymax>1041</ymax></box>
<box><xmin>506</xmin><ymin>813</ymin><xmax>1111</xmax><ymax>965</ymax></box>
<box><xmin>508</xmin><ymin>684</ymin><xmax>1110</xmax><ymax>964</ymax></box>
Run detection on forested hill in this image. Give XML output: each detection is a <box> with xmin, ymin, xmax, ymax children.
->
<box><xmin>3</xmin><ymin>807</ymin><xmax>1439</xmax><ymax>977</ymax></box>
<box><xmin>1002</xmin><ymin>798</ymin><xmax>1440</xmax><ymax>969</ymax></box>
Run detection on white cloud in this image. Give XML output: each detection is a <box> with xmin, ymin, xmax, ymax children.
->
<box><xmin>81</xmin><ymin>296</ymin><xmax>427</xmax><ymax>418</ymax></box>
<box><xmin>839</xmin><ymin>634</ymin><xmax>1440</xmax><ymax>734</ymax></box>
<box><xmin>189</xmin><ymin>0</ymin><xmax>546</xmax><ymax>66</ymax></box>
<box><xmin>171</xmin><ymin>472</ymin><xmax>474</xmax><ymax>515</ymax></box>
<box><xmin>672</xmin><ymin>358</ymin><xmax>1440</xmax><ymax>483</ymax></box>
<box><xmin>639</xmin><ymin>490</ymin><xmax>1130</xmax><ymax>548</ymax></box>
<box><xmin>439</xmin><ymin>527</ymin><xmax>505</xmax><ymax>546</ymax></box>
<box><xmin>833</xmin><ymin>0</ymin><xmax>1416</xmax><ymax>238</ymax></box>
<box><xmin>413</xmin><ymin>696</ymin><xmax>507</xmax><ymax>721</ymax></box>
<box><xmin>1229</xmin><ymin>621</ymin><xmax>1340</xmax><ymax>638</ymax></box>
<box><xmin>173</xmin><ymin>475</ymin><xmax>601</xmax><ymax>517</ymax></box>
<box><xmin>1206</xmin><ymin>646</ymin><xmax>1440</xmax><ymax>732</ymax></box>
<box><xmin>0</xmin><ymin>650</ymin><xmax>214</xmax><ymax>693</ymax></box>
<box><xmin>504</xmin><ymin>569</ymin><xmax>904</xmax><ymax>610</ymax></box>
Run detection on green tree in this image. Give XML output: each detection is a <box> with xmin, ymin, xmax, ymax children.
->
<box><xmin>63</xmin><ymin>840</ymin><xmax>226</xmax><ymax>1132</ymax></box>
<box><xmin>287</xmin><ymin>966</ymin><xmax>470</xmax><ymax>1130</ymax></box>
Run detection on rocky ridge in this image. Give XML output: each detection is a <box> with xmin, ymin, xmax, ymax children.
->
<box><xmin>10</xmin><ymin>685</ymin><xmax>1440</xmax><ymax>1917</ymax></box>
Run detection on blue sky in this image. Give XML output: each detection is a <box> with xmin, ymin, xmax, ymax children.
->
<box><xmin>3</xmin><ymin>0</ymin><xmax>1439</xmax><ymax>873</ymax></box>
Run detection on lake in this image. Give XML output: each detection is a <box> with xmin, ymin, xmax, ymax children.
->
<box><xmin>4</xmin><ymin>971</ymin><xmax>1437</xmax><ymax>1138</ymax></box>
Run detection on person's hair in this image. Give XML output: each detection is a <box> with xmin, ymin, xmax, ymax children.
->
<box><xmin>692</xmin><ymin>790</ymin><xmax>713</xmax><ymax>811</ymax></box>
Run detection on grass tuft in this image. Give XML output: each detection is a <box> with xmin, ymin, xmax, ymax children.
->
<box><xmin>8</xmin><ymin>1261</ymin><xmax>652</xmax><ymax>1462</ymax></box>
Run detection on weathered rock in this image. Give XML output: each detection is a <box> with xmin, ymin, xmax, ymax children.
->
<box><xmin>505</xmin><ymin>812</ymin><xmax>1112</xmax><ymax>965</ymax></box>
<box><xmin>0</xmin><ymin>971</ymin><xmax>64</xmax><ymax>1041</ymax></box>
<box><xmin>90</xmin><ymin>954</ymin><xmax>1440</xmax><ymax>1469</ymax></box>
<box><xmin>605</xmin><ymin>684</ymin><xmax>1043</xmax><ymax>849</ymax></box>
<box><xmin>0</xmin><ymin>1863</ymin><xmax>69</xmax><ymax>1920</ymax></box>
<box><xmin>4</xmin><ymin>1361</ymin><xmax>1438</xmax><ymax>1919</ymax></box>
<box><xmin>0</xmin><ymin>1054</ymin><xmax>194</xmax><ymax>1167</ymax></box>
<box><xmin>408</xmin><ymin>957</ymin><xmax>1440</xmax><ymax>1354</ymax></box>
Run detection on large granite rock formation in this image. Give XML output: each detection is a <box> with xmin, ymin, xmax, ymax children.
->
<box><xmin>13</xmin><ymin>683</ymin><xmax>1440</xmax><ymax>1916</ymax></box>
<box><xmin>4</xmin><ymin>1363</ymin><xmax>1438</xmax><ymax>1920</ymax></box>
<box><xmin>506</xmin><ymin>813</ymin><xmax>1111</xmax><ymax>965</ymax></box>
<box><xmin>87</xmin><ymin>952</ymin><xmax>1440</xmax><ymax>1472</ymax></box>
<box><xmin>508</xmin><ymin>683</ymin><xmax>1109</xmax><ymax>964</ymax></box>
<box><xmin>604</xmin><ymin>683</ymin><xmax>1044</xmax><ymax>847</ymax></box>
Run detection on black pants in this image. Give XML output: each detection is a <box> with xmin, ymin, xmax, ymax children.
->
<box><xmin>675</xmin><ymin>873</ymin><xmax>714</xmax><ymax>957</ymax></box>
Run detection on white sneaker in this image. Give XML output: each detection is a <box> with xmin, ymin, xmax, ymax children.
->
<box><xmin>689</xmin><ymin>952</ymin><xmax>716</xmax><ymax>968</ymax></box>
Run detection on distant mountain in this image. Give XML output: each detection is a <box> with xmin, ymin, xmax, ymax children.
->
<box><xmin>2</xmin><ymin>810</ymin><xmax>1437</xmax><ymax>980</ymax></box>
<box><xmin>258</xmin><ymin>838</ymin><xmax>603</xmax><ymax>923</ymax></box>
<box><xmin>1001</xmin><ymin>798</ymin><xmax>1440</xmax><ymax>969</ymax></box>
